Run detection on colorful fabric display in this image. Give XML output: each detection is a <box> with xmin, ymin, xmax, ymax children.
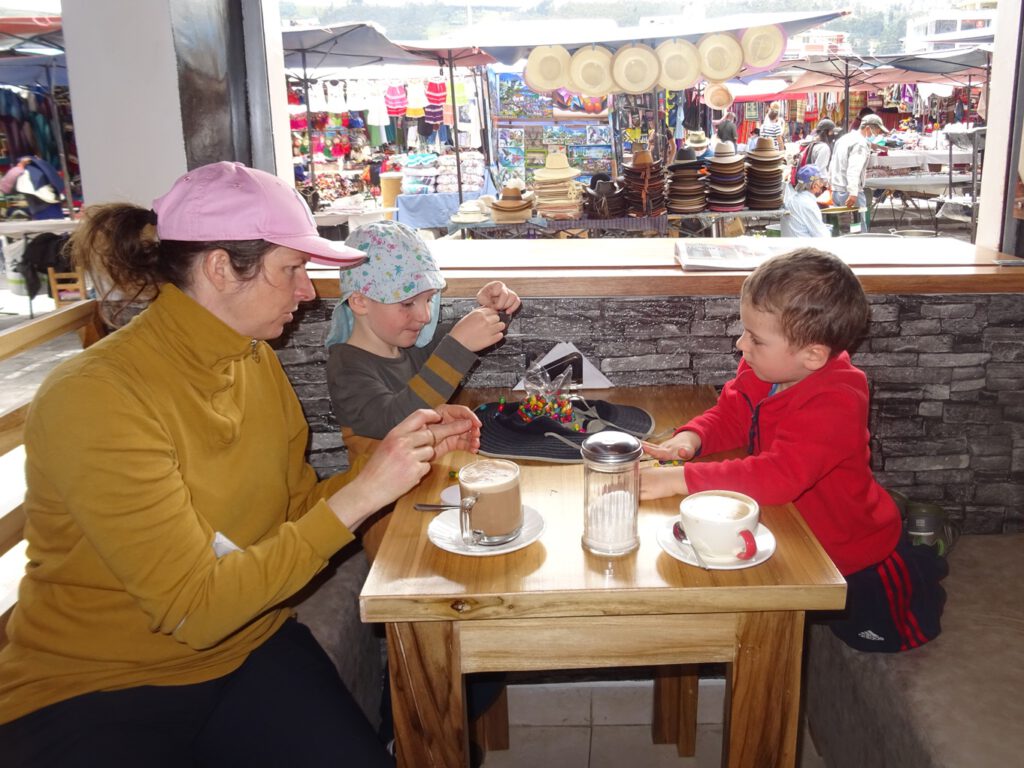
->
<box><xmin>424</xmin><ymin>103</ymin><xmax>444</xmax><ymax>125</ymax></box>
<box><xmin>385</xmin><ymin>84</ymin><xmax>408</xmax><ymax>116</ymax></box>
<box><xmin>425</xmin><ymin>78</ymin><xmax>448</xmax><ymax>105</ymax></box>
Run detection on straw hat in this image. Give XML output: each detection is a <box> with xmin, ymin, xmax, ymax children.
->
<box><xmin>569</xmin><ymin>45</ymin><xmax>615</xmax><ymax>97</ymax></box>
<box><xmin>698</xmin><ymin>33</ymin><xmax>744</xmax><ymax>82</ymax></box>
<box><xmin>491</xmin><ymin>186</ymin><xmax>534</xmax><ymax>212</ymax></box>
<box><xmin>533</xmin><ymin>152</ymin><xmax>581</xmax><ymax>181</ymax></box>
<box><xmin>709</xmin><ymin>141</ymin><xmax>740</xmax><ymax>162</ymax></box>
<box><xmin>611</xmin><ymin>43</ymin><xmax>660</xmax><ymax>95</ymax></box>
<box><xmin>703</xmin><ymin>82</ymin><xmax>734</xmax><ymax>111</ymax></box>
<box><xmin>746</xmin><ymin>136</ymin><xmax>783</xmax><ymax>159</ymax></box>
<box><xmin>450</xmin><ymin>199</ymin><xmax>490</xmax><ymax>223</ymax></box>
<box><xmin>741</xmin><ymin>25</ymin><xmax>787</xmax><ymax>71</ymax></box>
<box><xmin>684</xmin><ymin>129</ymin><xmax>709</xmax><ymax>150</ymax></box>
<box><xmin>655</xmin><ymin>39</ymin><xmax>701</xmax><ymax>91</ymax></box>
<box><xmin>526</xmin><ymin>45</ymin><xmax>571</xmax><ymax>92</ymax></box>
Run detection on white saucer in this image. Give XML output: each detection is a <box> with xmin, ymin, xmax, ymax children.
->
<box><xmin>428</xmin><ymin>505</ymin><xmax>544</xmax><ymax>557</ymax></box>
<box><xmin>656</xmin><ymin>521</ymin><xmax>776</xmax><ymax>570</ymax></box>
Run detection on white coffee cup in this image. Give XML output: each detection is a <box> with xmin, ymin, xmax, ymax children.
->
<box><xmin>679</xmin><ymin>490</ymin><xmax>759</xmax><ymax>562</ymax></box>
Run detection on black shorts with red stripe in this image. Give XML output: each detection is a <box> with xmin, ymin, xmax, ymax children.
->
<box><xmin>827</xmin><ymin>534</ymin><xmax>949</xmax><ymax>653</ymax></box>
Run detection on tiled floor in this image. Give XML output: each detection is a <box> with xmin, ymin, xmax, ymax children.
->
<box><xmin>480</xmin><ymin>679</ymin><xmax>826</xmax><ymax>768</ymax></box>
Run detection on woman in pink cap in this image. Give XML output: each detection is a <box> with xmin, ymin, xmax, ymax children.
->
<box><xmin>0</xmin><ymin>162</ymin><xmax>480</xmax><ymax>766</ymax></box>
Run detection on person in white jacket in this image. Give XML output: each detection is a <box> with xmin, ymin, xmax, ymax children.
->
<box><xmin>782</xmin><ymin>164</ymin><xmax>832</xmax><ymax>238</ymax></box>
<box><xmin>828</xmin><ymin>114</ymin><xmax>888</xmax><ymax>210</ymax></box>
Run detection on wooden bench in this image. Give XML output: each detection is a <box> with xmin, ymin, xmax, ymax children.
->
<box><xmin>0</xmin><ymin>300</ymin><xmax>106</xmax><ymax>644</ymax></box>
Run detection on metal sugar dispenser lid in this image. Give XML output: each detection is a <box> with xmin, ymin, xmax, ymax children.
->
<box><xmin>580</xmin><ymin>431</ymin><xmax>643</xmax><ymax>465</ymax></box>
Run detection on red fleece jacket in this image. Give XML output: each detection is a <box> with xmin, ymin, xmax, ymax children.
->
<box><xmin>680</xmin><ymin>352</ymin><xmax>900</xmax><ymax>575</ymax></box>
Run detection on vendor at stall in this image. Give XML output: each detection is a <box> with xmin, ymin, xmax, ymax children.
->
<box><xmin>782</xmin><ymin>164</ymin><xmax>832</xmax><ymax>238</ymax></box>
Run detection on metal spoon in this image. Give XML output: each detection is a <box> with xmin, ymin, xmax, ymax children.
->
<box><xmin>672</xmin><ymin>521</ymin><xmax>710</xmax><ymax>570</ymax></box>
<box><xmin>414</xmin><ymin>503</ymin><xmax>460</xmax><ymax>512</ymax></box>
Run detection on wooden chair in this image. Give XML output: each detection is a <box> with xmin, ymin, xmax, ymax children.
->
<box><xmin>47</xmin><ymin>267</ymin><xmax>88</xmax><ymax>307</ymax></box>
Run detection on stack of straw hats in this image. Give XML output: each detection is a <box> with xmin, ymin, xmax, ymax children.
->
<box><xmin>705</xmin><ymin>141</ymin><xmax>746</xmax><ymax>212</ymax></box>
<box><xmin>744</xmin><ymin>136</ymin><xmax>786</xmax><ymax>210</ymax></box>
<box><xmin>665</xmin><ymin>147</ymin><xmax>706</xmax><ymax>214</ymax></box>
<box><xmin>621</xmin><ymin>143</ymin><xmax>666</xmax><ymax>217</ymax></box>
<box><xmin>489</xmin><ymin>186</ymin><xmax>534</xmax><ymax>224</ymax></box>
<box><xmin>532</xmin><ymin>153</ymin><xmax>583</xmax><ymax>220</ymax></box>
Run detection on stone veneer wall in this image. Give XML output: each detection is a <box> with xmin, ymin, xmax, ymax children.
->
<box><xmin>276</xmin><ymin>293</ymin><xmax>1024</xmax><ymax>535</ymax></box>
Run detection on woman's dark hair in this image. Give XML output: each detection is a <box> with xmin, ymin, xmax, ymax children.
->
<box><xmin>68</xmin><ymin>203</ymin><xmax>275</xmax><ymax>325</ymax></box>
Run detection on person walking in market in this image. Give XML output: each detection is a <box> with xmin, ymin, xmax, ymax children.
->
<box><xmin>828</xmin><ymin>114</ymin><xmax>888</xmax><ymax>211</ymax></box>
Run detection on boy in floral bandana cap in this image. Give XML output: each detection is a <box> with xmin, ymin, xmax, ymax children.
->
<box><xmin>326</xmin><ymin>220</ymin><xmax>519</xmax><ymax>440</ymax></box>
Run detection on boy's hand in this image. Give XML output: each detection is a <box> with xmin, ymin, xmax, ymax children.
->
<box><xmin>640</xmin><ymin>466</ymin><xmax>688</xmax><ymax>500</ymax></box>
<box><xmin>476</xmin><ymin>281</ymin><xmax>521</xmax><ymax>314</ymax></box>
<box><xmin>432</xmin><ymin>404</ymin><xmax>481</xmax><ymax>456</ymax></box>
<box><xmin>643</xmin><ymin>431</ymin><xmax>701</xmax><ymax>461</ymax></box>
<box><xmin>450</xmin><ymin>307</ymin><xmax>507</xmax><ymax>352</ymax></box>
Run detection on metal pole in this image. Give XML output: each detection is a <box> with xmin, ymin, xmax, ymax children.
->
<box><xmin>45</xmin><ymin>61</ymin><xmax>72</xmax><ymax>217</ymax></box>
<box><xmin>447</xmin><ymin>52</ymin><xmax>464</xmax><ymax>203</ymax></box>
<box><xmin>843</xmin><ymin>59</ymin><xmax>850</xmax><ymax>133</ymax></box>
<box><xmin>302</xmin><ymin>51</ymin><xmax>317</xmax><ymax>193</ymax></box>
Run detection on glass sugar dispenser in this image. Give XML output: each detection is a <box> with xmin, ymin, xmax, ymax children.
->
<box><xmin>580</xmin><ymin>431</ymin><xmax>643</xmax><ymax>556</ymax></box>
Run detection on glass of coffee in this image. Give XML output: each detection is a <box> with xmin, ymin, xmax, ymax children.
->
<box><xmin>458</xmin><ymin>459</ymin><xmax>523</xmax><ymax>546</ymax></box>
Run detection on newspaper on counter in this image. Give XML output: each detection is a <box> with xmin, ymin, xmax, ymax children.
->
<box><xmin>674</xmin><ymin>238</ymin><xmax>795</xmax><ymax>271</ymax></box>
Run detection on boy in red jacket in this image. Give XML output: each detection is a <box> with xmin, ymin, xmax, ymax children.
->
<box><xmin>642</xmin><ymin>248</ymin><xmax>947</xmax><ymax>652</ymax></box>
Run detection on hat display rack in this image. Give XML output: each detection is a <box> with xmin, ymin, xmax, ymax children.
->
<box><xmin>514</xmin><ymin>26</ymin><xmax>788</xmax><ymax>222</ymax></box>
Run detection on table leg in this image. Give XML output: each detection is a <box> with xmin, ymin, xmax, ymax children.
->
<box><xmin>470</xmin><ymin>685</ymin><xmax>510</xmax><ymax>752</ymax></box>
<box><xmin>386</xmin><ymin>621</ymin><xmax>469</xmax><ymax>768</ymax></box>
<box><xmin>651</xmin><ymin>664</ymin><xmax>699</xmax><ymax>756</ymax></box>
<box><xmin>723</xmin><ymin>611</ymin><xmax>805</xmax><ymax>768</ymax></box>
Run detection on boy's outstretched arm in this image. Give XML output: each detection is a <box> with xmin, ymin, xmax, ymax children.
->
<box><xmin>640</xmin><ymin>466</ymin><xmax>688</xmax><ymax>500</ymax></box>
<box><xmin>643</xmin><ymin>430</ymin><xmax>702</xmax><ymax>461</ymax></box>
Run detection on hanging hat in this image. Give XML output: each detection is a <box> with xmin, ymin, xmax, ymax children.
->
<box><xmin>569</xmin><ymin>45</ymin><xmax>615</xmax><ymax>97</ymax></box>
<box><xmin>698</xmin><ymin>33</ymin><xmax>744</xmax><ymax>82</ymax></box>
<box><xmin>533</xmin><ymin>152</ymin><xmax>581</xmax><ymax>181</ymax></box>
<box><xmin>702</xmin><ymin>83</ymin><xmax>734</xmax><ymax>111</ymax></box>
<box><xmin>526</xmin><ymin>45</ymin><xmax>571</xmax><ymax>92</ymax></box>
<box><xmin>684</xmin><ymin>129</ymin><xmax>709</xmax><ymax>149</ymax></box>
<box><xmin>611</xmin><ymin>43</ymin><xmax>660</xmax><ymax>95</ymax></box>
<box><xmin>655</xmin><ymin>39</ymin><xmax>701</xmax><ymax>91</ymax></box>
<box><xmin>741</xmin><ymin>25</ymin><xmax>787</xmax><ymax>71</ymax></box>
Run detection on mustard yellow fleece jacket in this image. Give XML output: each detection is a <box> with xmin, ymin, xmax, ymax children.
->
<box><xmin>0</xmin><ymin>285</ymin><xmax>360</xmax><ymax>723</ymax></box>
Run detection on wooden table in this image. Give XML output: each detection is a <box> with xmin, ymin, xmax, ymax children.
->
<box><xmin>359</xmin><ymin>385</ymin><xmax>848</xmax><ymax>767</ymax></box>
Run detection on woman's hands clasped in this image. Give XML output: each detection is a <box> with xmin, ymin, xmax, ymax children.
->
<box><xmin>328</xmin><ymin>406</ymin><xmax>481</xmax><ymax>530</ymax></box>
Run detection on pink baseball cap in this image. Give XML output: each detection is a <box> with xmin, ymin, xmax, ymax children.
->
<box><xmin>152</xmin><ymin>162</ymin><xmax>366</xmax><ymax>267</ymax></box>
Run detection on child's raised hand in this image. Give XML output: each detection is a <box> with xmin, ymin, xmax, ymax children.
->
<box><xmin>450</xmin><ymin>307</ymin><xmax>507</xmax><ymax>352</ymax></box>
<box><xmin>476</xmin><ymin>281</ymin><xmax>521</xmax><ymax>314</ymax></box>
<box><xmin>643</xmin><ymin>431</ymin><xmax>702</xmax><ymax>461</ymax></box>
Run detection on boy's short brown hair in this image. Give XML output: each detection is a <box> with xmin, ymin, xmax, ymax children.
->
<box><xmin>741</xmin><ymin>248</ymin><xmax>870</xmax><ymax>354</ymax></box>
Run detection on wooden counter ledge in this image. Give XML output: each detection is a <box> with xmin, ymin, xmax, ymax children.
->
<box><xmin>310</xmin><ymin>237</ymin><xmax>1024</xmax><ymax>298</ymax></box>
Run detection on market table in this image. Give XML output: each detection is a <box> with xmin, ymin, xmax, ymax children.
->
<box><xmin>863</xmin><ymin>173</ymin><xmax>973</xmax><ymax>229</ymax></box>
<box><xmin>395</xmin><ymin>176</ymin><xmax>499</xmax><ymax>229</ymax></box>
<box><xmin>669</xmin><ymin>207</ymin><xmax>788</xmax><ymax>237</ymax></box>
<box><xmin>447</xmin><ymin>214</ymin><xmax>668</xmax><ymax>239</ymax></box>
<box><xmin>359</xmin><ymin>385</ymin><xmax>847</xmax><ymax>768</ymax></box>
<box><xmin>868</xmin><ymin>148</ymin><xmax>973</xmax><ymax>171</ymax></box>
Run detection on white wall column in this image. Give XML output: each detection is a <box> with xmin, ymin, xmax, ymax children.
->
<box><xmin>61</xmin><ymin>0</ymin><xmax>187</xmax><ymax>207</ymax></box>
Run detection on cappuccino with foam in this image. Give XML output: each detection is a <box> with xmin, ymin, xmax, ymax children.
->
<box><xmin>458</xmin><ymin>459</ymin><xmax>522</xmax><ymax>545</ymax></box>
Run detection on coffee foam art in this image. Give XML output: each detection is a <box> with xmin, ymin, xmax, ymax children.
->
<box><xmin>683</xmin><ymin>495</ymin><xmax>752</xmax><ymax>521</ymax></box>
<box><xmin>459</xmin><ymin>460</ymin><xmax>518</xmax><ymax>492</ymax></box>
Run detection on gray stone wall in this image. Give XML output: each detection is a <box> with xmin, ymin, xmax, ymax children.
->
<box><xmin>276</xmin><ymin>293</ymin><xmax>1024</xmax><ymax>535</ymax></box>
